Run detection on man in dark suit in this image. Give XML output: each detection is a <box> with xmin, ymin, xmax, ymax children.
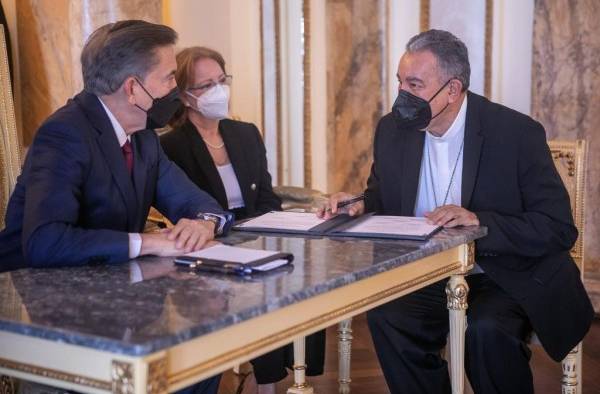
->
<box><xmin>322</xmin><ymin>29</ymin><xmax>594</xmax><ymax>393</ymax></box>
<box><xmin>0</xmin><ymin>20</ymin><xmax>231</xmax><ymax>271</ymax></box>
<box><xmin>0</xmin><ymin>19</ymin><xmax>231</xmax><ymax>394</ymax></box>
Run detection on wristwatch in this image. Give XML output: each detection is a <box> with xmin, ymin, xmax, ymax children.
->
<box><xmin>197</xmin><ymin>213</ymin><xmax>222</xmax><ymax>235</ymax></box>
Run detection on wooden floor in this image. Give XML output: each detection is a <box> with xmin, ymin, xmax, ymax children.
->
<box><xmin>219</xmin><ymin>313</ymin><xmax>600</xmax><ymax>394</ymax></box>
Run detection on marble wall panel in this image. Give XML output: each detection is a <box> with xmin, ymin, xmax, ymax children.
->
<box><xmin>325</xmin><ymin>0</ymin><xmax>384</xmax><ymax>194</ymax></box>
<box><xmin>532</xmin><ymin>0</ymin><xmax>600</xmax><ymax>311</ymax></box>
<box><xmin>17</xmin><ymin>0</ymin><xmax>161</xmax><ymax>145</ymax></box>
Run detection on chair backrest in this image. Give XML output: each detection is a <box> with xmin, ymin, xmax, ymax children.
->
<box><xmin>272</xmin><ymin>185</ymin><xmax>328</xmax><ymax>212</ymax></box>
<box><xmin>0</xmin><ymin>24</ymin><xmax>21</xmax><ymax>228</ymax></box>
<box><xmin>548</xmin><ymin>140</ymin><xmax>586</xmax><ymax>274</ymax></box>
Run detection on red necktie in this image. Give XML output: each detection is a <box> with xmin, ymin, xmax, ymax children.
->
<box><xmin>122</xmin><ymin>140</ymin><xmax>133</xmax><ymax>176</ymax></box>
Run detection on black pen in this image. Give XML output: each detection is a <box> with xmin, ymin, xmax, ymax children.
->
<box><xmin>336</xmin><ymin>194</ymin><xmax>365</xmax><ymax>208</ymax></box>
<box><xmin>174</xmin><ymin>256</ymin><xmax>252</xmax><ymax>275</ymax></box>
<box><xmin>325</xmin><ymin>194</ymin><xmax>364</xmax><ymax>213</ymax></box>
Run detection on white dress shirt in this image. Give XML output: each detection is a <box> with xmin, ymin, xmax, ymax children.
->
<box><xmin>216</xmin><ymin>163</ymin><xmax>245</xmax><ymax>209</ymax></box>
<box><xmin>98</xmin><ymin>98</ymin><xmax>142</xmax><ymax>259</ymax></box>
<box><xmin>414</xmin><ymin>96</ymin><xmax>467</xmax><ymax>218</ymax></box>
<box><xmin>414</xmin><ymin>96</ymin><xmax>482</xmax><ymax>274</ymax></box>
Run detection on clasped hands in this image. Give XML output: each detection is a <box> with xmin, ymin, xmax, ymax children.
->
<box><xmin>317</xmin><ymin>192</ymin><xmax>479</xmax><ymax>227</ymax></box>
<box><xmin>141</xmin><ymin>218</ymin><xmax>216</xmax><ymax>256</ymax></box>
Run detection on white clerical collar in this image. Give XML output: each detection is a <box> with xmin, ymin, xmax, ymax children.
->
<box><xmin>427</xmin><ymin>95</ymin><xmax>468</xmax><ymax>142</ymax></box>
<box><xmin>98</xmin><ymin>97</ymin><xmax>130</xmax><ymax>147</ymax></box>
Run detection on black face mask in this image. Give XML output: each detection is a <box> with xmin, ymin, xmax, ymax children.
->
<box><xmin>134</xmin><ymin>78</ymin><xmax>182</xmax><ymax>129</ymax></box>
<box><xmin>392</xmin><ymin>79</ymin><xmax>452</xmax><ymax>130</ymax></box>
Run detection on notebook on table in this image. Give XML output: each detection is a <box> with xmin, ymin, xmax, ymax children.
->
<box><xmin>233</xmin><ymin>211</ymin><xmax>441</xmax><ymax>241</ymax></box>
<box><xmin>174</xmin><ymin>244</ymin><xmax>294</xmax><ymax>276</ymax></box>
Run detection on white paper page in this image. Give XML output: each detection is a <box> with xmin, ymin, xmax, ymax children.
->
<box><xmin>251</xmin><ymin>259</ymin><xmax>289</xmax><ymax>271</ymax></box>
<box><xmin>184</xmin><ymin>244</ymin><xmax>280</xmax><ymax>264</ymax></box>
<box><xmin>342</xmin><ymin>216</ymin><xmax>439</xmax><ymax>237</ymax></box>
<box><xmin>236</xmin><ymin>211</ymin><xmax>328</xmax><ymax>231</ymax></box>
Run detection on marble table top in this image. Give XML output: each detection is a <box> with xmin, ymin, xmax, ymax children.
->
<box><xmin>0</xmin><ymin>227</ymin><xmax>486</xmax><ymax>356</ymax></box>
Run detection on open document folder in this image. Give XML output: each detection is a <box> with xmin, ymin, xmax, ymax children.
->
<box><xmin>174</xmin><ymin>244</ymin><xmax>294</xmax><ymax>275</ymax></box>
<box><xmin>233</xmin><ymin>211</ymin><xmax>441</xmax><ymax>241</ymax></box>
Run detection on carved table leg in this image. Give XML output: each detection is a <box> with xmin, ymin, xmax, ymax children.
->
<box><xmin>561</xmin><ymin>342</ymin><xmax>582</xmax><ymax>394</ymax></box>
<box><xmin>287</xmin><ymin>336</ymin><xmax>314</xmax><ymax>394</ymax></box>
<box><xmin>338</xmin><ymin>318</ymin><xmax>353</xmax><ymax>393</ymax></box>
<box><xmin>112</xmin><ymin>356</ymin><xmax>167</xmax><ymax>394</ymax></box>
<box><xmin>446</xmin><ymin>275</ymin><xmax>469</xmax><ymax>394</ymax></box>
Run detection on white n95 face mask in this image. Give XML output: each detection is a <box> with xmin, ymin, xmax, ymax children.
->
<box><xmin>186</xmin><ymin>84</ymin><xmax>230</xmax><ymax>120</ymax></box>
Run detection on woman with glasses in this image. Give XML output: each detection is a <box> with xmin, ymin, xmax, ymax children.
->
<box><xmin>160</xmin><ymin>47</ymin><xmax>325</xmax><ymax>394</ymax></box>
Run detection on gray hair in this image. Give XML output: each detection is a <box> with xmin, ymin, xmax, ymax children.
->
<box><xmin>406</xmin><ymin>29</ymin><xmax>470</xmax><ymax>91</ymax></box>
<box><xmin>81</xmin><ymin>20</ymin><xmax>177</xmax><ymax>95</ymax></box>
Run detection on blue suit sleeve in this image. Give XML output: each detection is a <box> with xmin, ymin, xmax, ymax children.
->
<box><xmin>153</xmin><ymin>143</ymin><xmax>234</xmax><ymax>233</ymax></box>
<box><xmin>22</xmin><ymin>123</ymin><xmax>129</xmax><ymax>267</ymax></box>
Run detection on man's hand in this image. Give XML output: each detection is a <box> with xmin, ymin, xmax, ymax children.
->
<box><xmin>166</xmin><ymin>218</ymin><xmax>215</xmax><ymax>253</ymax></box>
<box><xmin>425</xmin><ymin>205</ymin><xmax>479</xmax><ymax>228</ymax></box>
<box><xmin>317</xmin><ymin>192</ymin><xmax>365</xmax><ymax>219</ymax></box>
<box><xmin>139</xmin><ymin>232</ymin><xmax>182</xmax><ymax>256</ymax></box>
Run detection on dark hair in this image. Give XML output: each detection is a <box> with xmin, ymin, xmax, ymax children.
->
<box><xmin>169</xmin><ymin>46</ymin><xmax>227</xmax><ymax>128</ymax></box>
<box><xmin>406</xmin><ymin>29</ymin><xmax>470</xmax><ymax>91</ymax></box>
<box><xmin>81</xmin><ymin>20</ymin><xmax>177</xmax><ymax>95</ymax></box>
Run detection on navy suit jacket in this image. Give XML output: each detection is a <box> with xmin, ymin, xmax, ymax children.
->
<box><xmin>0</xmin><ymin>90</ymin><xmax>231</xmax><ymax>270</ymax></box>
<box><xmin>364</xmin><ymin>92</ymin><xmax>594</xmax><ymax>361</ymax></box>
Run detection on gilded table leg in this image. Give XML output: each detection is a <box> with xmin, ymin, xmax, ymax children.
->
<box><xmin>112</xmin><ymin>356</ymin><xmax>167</xmax><ymax>394</ymax></box>
<box><xmin>287</xmin><ymin>336</ymin><xmax>314</xmax><ymax>394</ymax></box>
<box><xmin>561</xmin><ymin>342</ymin><xmax>581</xmax><ymax>394</ymax></box>
<box><xmin>337</xmin><ymin>318</ymin><xmax>353</xmax><ymax>393</ymax></box>
<box><xmin>446</xmin><ymin>275</ymin><xmax>469</xmax><ymax>394</ymax></box>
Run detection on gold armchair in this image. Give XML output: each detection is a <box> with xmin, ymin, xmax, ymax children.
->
<box><xmin>0</xmin><ymin>24</ymin><xmax>21</xmax><ymax>228</ymax></box>
<box><xmin>272</xmin><ymin>185</ymin><xmax>328</xmax><ymax>212</ymax></box>
<box><xmin>0</xmin><ymin>23</ymin><xmax>22</xmax><ymax>394</ymax></box>
<box><xmin>543</xmin><ymin>140</ymin><xmax>587</xmax><ymax>394</ymax></box>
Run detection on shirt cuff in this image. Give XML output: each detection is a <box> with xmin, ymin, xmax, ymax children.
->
<box><xmin>128</xmin><ymin>233</ymin><xmax>142</xmax><ymax>259</ymax></box>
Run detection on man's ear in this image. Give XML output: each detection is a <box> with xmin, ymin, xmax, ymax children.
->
<box><xmin>122</xmin><ymin>77</ymin><xmax>137</xmax><ymax>105</ymax></box>
<box><xmin>448</xmin><ymin>79</ymin><xmax>464</xmax><ymax>103</ymax></box>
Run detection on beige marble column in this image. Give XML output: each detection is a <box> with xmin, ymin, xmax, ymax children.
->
<box><xmin>325</xmin><ymin>0</ymin><xmax>384</xmax><ymax>194</ymax></box>
<box><xmin>16</xmin><ymin>0</ymin><xmax>161</xmax><ymax>145</ymax></box>
<box><xmin>532</xmin><ymin>0</ymin><xmax>600</xmax><ymax>312</ymax></box>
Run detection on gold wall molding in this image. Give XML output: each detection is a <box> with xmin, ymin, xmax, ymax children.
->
<box><xmin>274</xmin><ymin>0</ymin><xmax>283</xmax><ymax>184</ymax></box>
<box><xmin>484</xmin><ymin>0</ymin><xmax>493</xmax><ymax>98</ymax></box>
<box><xmin>302</xmin><ymin>0</ymin><xmax>312</xmax><ymax>189</ymax></box>
<box><xmin>420</xmin><ymin>0</ymin><xmax>430</xmax><ymax>32</ymax></box>
<box><xmin>418</xmin><ymin>0</ymin><xmax>493</xmax><ymax>98</ymax></box>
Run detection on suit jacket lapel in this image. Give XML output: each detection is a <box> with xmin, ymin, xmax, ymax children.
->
<box><xmin>131</xmin><ymin>132</ymin><xmax>148</xmax><ymax>230</ymax></box>
<box><xmin>400</xmin><ymin>128</ymin><xmax>425</xmax><ymax>216</ymax></box>
<box><xmin>220</xmin><ymin>121</ymin><xmax>251</xmax><ymax>206</ymax></box>
<box><xmin>75</xmin><ymin>91</ymin><xmax>137</xmax><ymax>229</ymax></box>
<box><xmin>184</xmin><ymin>122</ymin><xmax>228</xmax><ymax>208</ymax></box>
<box><xmin>462</xmin><ymin>92</ymin><xmax>484</xmax><ymax>208</ymax></box>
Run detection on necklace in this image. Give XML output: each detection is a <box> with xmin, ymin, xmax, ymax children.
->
<box><xmin>426</xmin><ymin>137</ymin><xmax>464</xmax><ymax>207</ymax></box>
<box><xmin>202</xmin><ymin>137</ymin><xmax>225</xmax><ymax>149</ymax></box>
